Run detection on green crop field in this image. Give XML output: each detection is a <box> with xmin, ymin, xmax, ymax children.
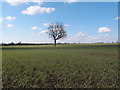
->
<box><xmin>2</xmin><ymin>43</ymin><xmax>119</xmax><ymax>88</ymax></box>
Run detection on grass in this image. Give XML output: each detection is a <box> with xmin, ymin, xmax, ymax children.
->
<box><xmin>2</xmin><ymin>43</ymin><xmax>119</xmax><ymax>88</ymax></box>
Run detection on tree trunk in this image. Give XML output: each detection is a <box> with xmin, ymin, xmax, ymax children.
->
<box><xmin>54</xmin><ymin>39</ymin><xmax>56</xmax><ymax>46</ymax></box>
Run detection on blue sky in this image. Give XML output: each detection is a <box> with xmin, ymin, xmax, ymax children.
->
<box><xmin>1</xmin><ymin>1</ymin><xmax>119</xmax><ymax>43</ymax></box>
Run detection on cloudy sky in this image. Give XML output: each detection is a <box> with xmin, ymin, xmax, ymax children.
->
<box><xmin>0</xmin><ymin>0</ymin><xmax>119</xmax><ymax>43</ymax></box>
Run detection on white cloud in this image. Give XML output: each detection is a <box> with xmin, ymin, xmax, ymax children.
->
<box><xmin>60</xmin><ymin>31</ymin><xmax>116</xmax><ymax>43</ymax></box>
<box><xmin>75</xmin><ymin>32</ymin><xmax>86</xmax><ymax>37</ymax></box>
<box><xmin>31</xmin><ymin>26</ymin><xmax>42</xmax><ymax>30</ymax></box>
<box><xmin>86</xmin><ymin>36</ymin><xmax>99</xmax><ymax>42</ymax></box>
<box><xmin>115</xmin><ymin>17</ymin><xmax>120</xmax><ymax>20</ymax></box>
<box><xmin>22</xmin><ymin>6</ymin><xmax>55</xmax><ymax>15</ymax></box>
<box><xmin>0</xmin><ymin>18</ymin><xmax>3</xmax><ymax>23</ymax></box>
<box><xmin>6</xmin><ymin>0</ymin><xmax>42</xmax><ymax>6</ymax></box>
<box><xmin>43</xmin><ymin>23</ymin><xmax>57</xmax><ymax>26</ymax></box>
<box><xmin>6</xmin><ymin>16</ymin><xmax>16</xmax><ymax>21</ymax></box>
<box><xmin>43</xmin><ymin>23</ymin><xmax>50</xmax><ymax>26</ymax></box>
<box><xmin>32</xmin><ymin>0</ymin><xmax>42</xmax><ymax>5</ymax></box>
<box><xmin>44</xmin><ymin>23</ymin><xmax>69</xmax><ymax>27</ymax></box>
<box><xmin>63</xmin><ymin>32</ymin><xmax>87</xmax><ymax>43</ymax></box>
<box><xmin>65</xmin><ymin>0</ymin><xmax>78</xmax><ymax>3</ymax></box>
<box><xmin>7</xmin><ymin>24</ymin><xmax>13</xmax><ymax>28</ymax></box>
<box><xmin>64</xmin><ymin>24</ymin><xmax>69</xmax><ymax>27</ymax></box>
<box><xmin>104</xmin><ymin>34</ymin><xmax>110</xmax><ymax>37</ymax></box>
<box><xmin>39</xmin><ymin>30</ymin><xmax>48</xmax><ymax>34</ymax></box>
<box><xmin>6</xmin><ymin>0</ymin><xmax>29</xmax><ymax>6</ymax></box>
<box><xmin>31</xmin><ymin>33</ymin><xmax>39</xmax><ymax>36</ymax></box>
<box><xmin>98</xmin><ymin>27</ymin><xmax>111</xmax><ymax>33</ymax></box>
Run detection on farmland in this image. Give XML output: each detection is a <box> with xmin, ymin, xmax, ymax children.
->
<box><xmin>2</xmin><ymin>43</ymin><xmax>119</xmax><ymax>88</ymax></box>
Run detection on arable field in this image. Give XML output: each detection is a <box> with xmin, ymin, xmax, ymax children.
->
<box><xmin>2</xmin><ymin>44</ymin><xmax>119</xmax><ymax>88</ymax></box>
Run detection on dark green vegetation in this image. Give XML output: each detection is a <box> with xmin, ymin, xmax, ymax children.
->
<box><xmin>2</xmin><ymin>44</ymin><xmax>119</xmax><ymax>88</ymax></box>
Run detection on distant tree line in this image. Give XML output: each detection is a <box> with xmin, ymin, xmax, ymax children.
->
<box><xmin>1</xmin><ymin>42</ymin><xmax>70</xmax><ymax>46</ymax></box>
<box><xmin>0</xmin><ymin>41</ymin><xmax>119</xmax><ymax>46</ymax></box>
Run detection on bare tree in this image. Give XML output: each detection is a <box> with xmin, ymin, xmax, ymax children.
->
<box><xmin>48</xmin><ymin>22</ymin><xmax>67</xmax><ymax>46</ymax></box>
